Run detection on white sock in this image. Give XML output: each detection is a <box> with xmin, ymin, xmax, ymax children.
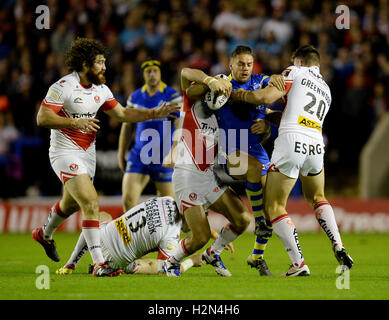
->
<box><xmin>314</xmin><ymin>201</ymin><xmax>343</xmax><ymax>248</ymax></box>
<box><xmin>82</xmin><ymin>220</ymin><xmax>104</xmax><ymax>264</ymax></box>
<box><xmin>168</xmin><ymin>238</ymin><xmax>189</xmax><ymax>264</ymax></box>
<box><xmin>43</xmin><ymin>202</ymin><xmax>67</xmax><ymax>240</ymax></box>
<box><xmin>208</xmin><ymin>224</ymin><xmax>240</xmax><ymax>256</ymax></box>
<box><xmin>272</xmin><ymin>214</ymin><xmax>305</xmax><ymax>268</ymax></box>
<box><xmin>65</xmin><ymin>232</ymin><xmax>89</xmax><ymax>267</ymax></box>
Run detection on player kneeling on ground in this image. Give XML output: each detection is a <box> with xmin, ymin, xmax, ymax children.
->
<box><xmin>56</xmin><ymin>197</ymin><xmax>204</xmax><ymax>276</ymax></box>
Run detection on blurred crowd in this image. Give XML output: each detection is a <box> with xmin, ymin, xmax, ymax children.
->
<box><xmin>0</xmin><ymin>0</ymin><xmax>388</xmax><ymax>198</ymax></box>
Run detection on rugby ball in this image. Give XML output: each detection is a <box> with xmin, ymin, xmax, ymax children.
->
<box><xmin>204</xmin><ymin>74</ymin><xmax>230</xmax><ymax>111</ymax></box>
<box><xmin>204</xmin><ymin>91</ymin><xmax>228</xmax><ymax>111</ymax></box>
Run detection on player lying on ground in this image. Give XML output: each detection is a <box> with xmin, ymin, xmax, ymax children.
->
<box><xmin>56</xmin><ymin>197</ymin><xmax>231</xmax><ymax>276</ymax></box>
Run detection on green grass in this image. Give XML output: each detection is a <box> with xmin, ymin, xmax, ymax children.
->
<box><xmin>0</xmin><ymin>232</ymin><xmax>388</xmax><ymax>300</ymax></box>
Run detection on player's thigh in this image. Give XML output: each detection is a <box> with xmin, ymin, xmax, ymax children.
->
<box><xmin>299</xmin><ymin>169</ymin><xmax>326</xmax><ymax>206</ymax></box>
<box><xmin>210</xmin><ymin>188</ymin><xmax>251</xmax><ymax>232</ymax></box>
<box><xmin>63</xmin><ymin>174</ymin><xmax>99</xmax><ymax>216</ymax></box>
<box><xmin>154</xmin><ymin>181</ymin><xmax>174</xmax><ymax>198</ymax></box>
<box><xmin>122</xmin><ymin>173</ymin><xmax>150</xmax><ymax>204</ymax></box>
<box><xmin>184</xmin><ymin>205</ymin><xmax>211</xmax><ymax>242</ymax></box>
<box><xmin>246</xmin><ymin>153</ymin><xmax>264</xmax><ymax>182</ymax></box>
<box><xmin>226</xmin><ymin>150</ymin><xmax>249</xmax><ymax>180</ymax></box>
<box><xmin>264</xmin><ymin>171</ymin><xmax>297</xmax><ymax>219</ymax></box>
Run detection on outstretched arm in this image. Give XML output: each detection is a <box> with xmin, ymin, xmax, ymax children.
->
<box><xmin>231</xmin><ymin>85</ymin><xmax>286</xmax><ymax>105</ymax></box>
<box><xmin>104</xmin><ymin>102</ymin><xmax>181</xmax><ymax>123</ymax></box>
<box><xmin>124</xmin><ymin>254</ymin><xmax>204</xmax><ymax>275</ymax></box>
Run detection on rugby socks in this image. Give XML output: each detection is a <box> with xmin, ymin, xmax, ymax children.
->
<box><xmin>272</xmin><ymin>214</ymin><xmax>305</xmax><ymax>268</ymax></box>
<box><xmin>245</xmin><ymin>181</ymin><xmax>272</xmax><ymax>260</ymax></box>
<box><xmin>43</xmin><ymin>202</ymin><xmax>68</xmax><ymax>240</ymax></box>
<box><xmin>82</xmin><ymin>220</ymin><xmax>104</xmax><ymax>264</ymax></box>
<box><xmin>245</xmin><ymin>181</ymin><xmax>264</xmax><ymax>220</ymax></box>
<box><xmin>207</xmin><ymin>224</ymin><xmax>240</xmax><ymax>256</ymax></box>
<box><xmin>252</xmin><ymin>235</ymin><xmax>268</xmax><ymax>260</ymax></box>
<box><xmin>314</xmin><ymin>201</ymin><xmax>343</xmax><ymax>249</ymax></box>
<box><xmin>65</xmin><ymin>232</ymin><xmax>89</xmax><ymax>267</ymax></box>
<box><xmin>168</xmin><ymin>238</ymin><xmax>189</xmax><ymax>264</ymax></box>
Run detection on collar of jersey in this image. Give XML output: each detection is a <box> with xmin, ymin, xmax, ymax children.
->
<box><xmin>73</xmin><ymin>71</ymin><xmax>93</xmax><ymax>89</ymax></box>
<box><xmin>141</xmin><ymin>81</ymin><xmax>167</xmax><ymax>93</ymax></box>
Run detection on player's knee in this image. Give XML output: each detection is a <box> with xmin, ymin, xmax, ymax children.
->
<box><xmin>234</xmin><ymin>210</ymin><xmax>251</xmax><ymax>233</ymax></box>
<box><xmin>264</xmin><ymin>202</ymin><xmax>282</xmax><ymax>219</ymax></box>
<box><xmin>305</xmin><ymin>193</ymin><xmax>326</xmax><ymax>207</ymax></box>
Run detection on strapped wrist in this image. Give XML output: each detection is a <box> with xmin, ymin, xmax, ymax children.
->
<box><xmin>203</xmin><ymin>76</ymin><xmax>216</xmax><ymax>86</ymax></box>
<box><xmin>181</xmin><ymin>258</ymin><xmax>194</xmax><ymax>272</ymax></box>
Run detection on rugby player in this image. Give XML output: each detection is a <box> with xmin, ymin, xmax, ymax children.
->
<box><xmin>32</xmin><ymin>38</ymin><xmax>180</xmax><ymax>277</ymax></box>
<box><xmin>203</xmin><ymin>45</ymin><xmax>285</xmax><ymax>276</ymax></box>
<box><xmin>236</xmin><ymin>45</ymin><xmax>354</xmax><ymax>276</ymax></box>
<box><xmin>55</xmin><ymin>197</ymin><xmax>204</xmax><ymax>276</ymax></box>
<box><xmin>163</xmin><ymin>67</ymin><xmax>252</xmax><ymax>277</ymax></box>
<box><xmin>118</xmin><ymin>59</ymin><xmax>182</xmax><ymax>211</ymax></box>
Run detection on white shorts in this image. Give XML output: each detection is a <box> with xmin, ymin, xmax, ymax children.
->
<box><xmin>49</xmin><ymin>148</ymin><xmax>96</xmax><ymax>184</ymax></box>
<box><xmin>173</xmin><ymin>165</ymin><xmax>227</xmax><ymax>214</ymax></box>
<box><xmin>99</xmin><ymin>223</ymin><xmax>134</xmax><ymax>270</ymax></box>
<box><xmin>270</xmin><ymin>133</ymin><xmax>324</xmax><ymax>179</ymax></box>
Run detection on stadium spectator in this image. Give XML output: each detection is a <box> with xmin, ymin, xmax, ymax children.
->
<box><xmin>0</xmin><ymin>0</ymin><xmax>387</xmax><ymax>198</ymax></box>
<box><xmin>370</xmin><ymin>82</ymin><xmax>388</xmax><ymax>125</ymax></box>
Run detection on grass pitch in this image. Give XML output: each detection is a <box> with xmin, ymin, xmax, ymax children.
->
<box><xmin>0</xmin><ymin>232</ymin><xmax>388</xmax><ymax>300</ymax></box>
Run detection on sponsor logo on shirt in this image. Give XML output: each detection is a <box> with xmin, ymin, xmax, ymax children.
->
<box><xmin>115</xmin><ymin>217</ymin><xmax>132</xmax><ymax>246</ymax></box>
<box><xmin>297</xmin><ymin>115</ymin><xmax>322</xmax><ymax>132</ymax></box>
<box><xmin>69</xmin><ymin>163</ymin><xmax>78</xmax><ymax>171</ymax></box>
<box><xmin>189</xmin><ymin>193</ymin><xmax>197</xmax><ymax>201</ymax></box>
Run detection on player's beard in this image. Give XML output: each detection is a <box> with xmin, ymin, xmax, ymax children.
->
<box><xmin>86</xmin><ymin>69</ymin><xmax>106</xmax><ymax>85</ymax></box>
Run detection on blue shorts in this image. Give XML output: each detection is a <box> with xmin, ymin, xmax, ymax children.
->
<box><xmin>219</xmin><ymin>143</ymin><xmax>270</xmax><ymax>178</ymax></box>
<box><xmin>125</xmin><ymin>148</ymin><xmax>173</xmax><ymax>182</ymax></box>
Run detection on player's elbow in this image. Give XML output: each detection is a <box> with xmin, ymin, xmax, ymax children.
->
<box><xmin>36</xmin><ymin>109</ymin><xmax>48</xmax><ymax>127</ymax></box>
<box><xmin>261</xmin><ymin>93</ymin><xmax>281</xmax><ymax>105</ymax></box>
<box><xmin>181</xmin><ymin>68</ymin><xmax>191</xmax><ymax>79</ymax></box>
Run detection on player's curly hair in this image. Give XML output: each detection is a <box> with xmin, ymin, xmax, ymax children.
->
<box><xmin>64</xmin><ymin>38</ymin><xmax>107</xmax><ymax>72</ymax></box>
